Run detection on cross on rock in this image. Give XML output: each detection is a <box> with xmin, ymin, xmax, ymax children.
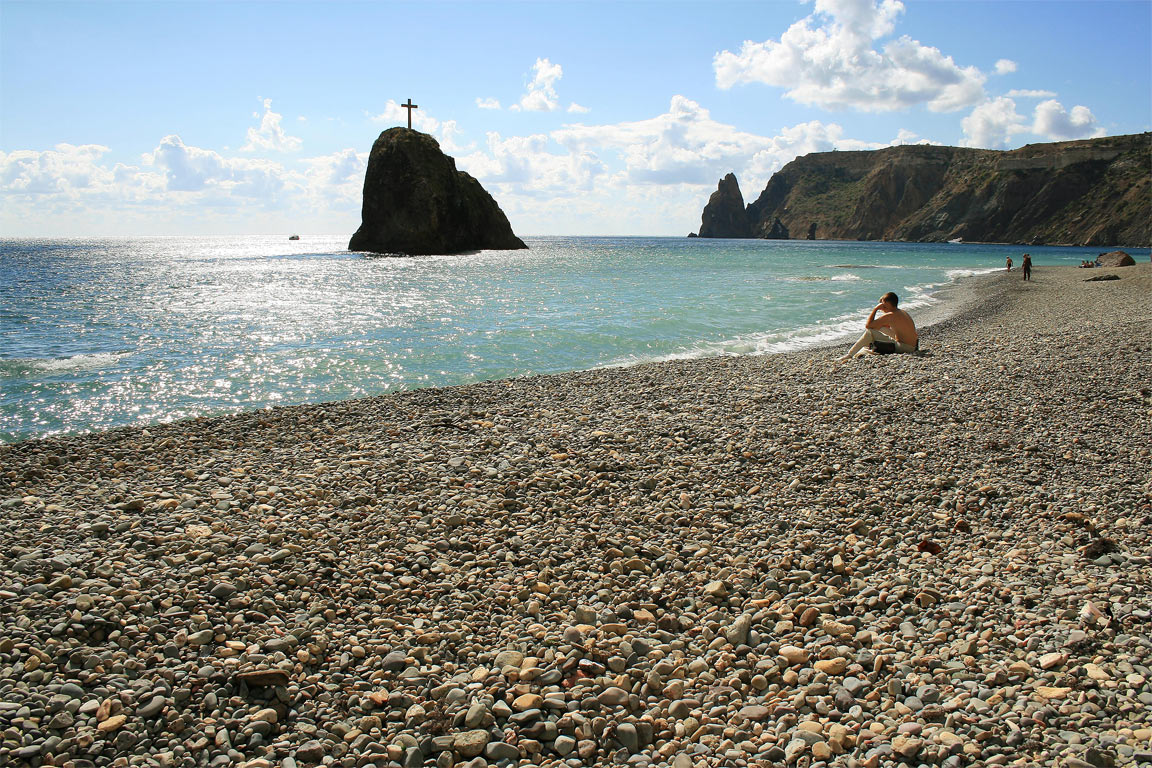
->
<box><xmin>401</xmin><ymin>98</ymin><xmax>418</xmax><ymax>130</ymax></box>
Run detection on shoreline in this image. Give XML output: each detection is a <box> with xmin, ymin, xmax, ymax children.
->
<box><xmin>1</xmin><ymin>263</ymin><xmax>1150</xmax><ymax>767</ymax></box>
<box><xmin>1</xmin><ymin>260</ymin><xmax>1002</xmax><ymax>449</ymax></box>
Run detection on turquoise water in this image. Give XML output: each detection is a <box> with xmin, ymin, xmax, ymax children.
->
<box><xmin>1</xmin><ymin>236</ymin><xmax>1144</xmax><ymax>443</ymax></box>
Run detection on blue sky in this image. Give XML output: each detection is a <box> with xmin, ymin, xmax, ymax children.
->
<box><xmin>2</xmin><ymin>0</ymin><xmax>1149</xmax><ymax>237</ymax></box>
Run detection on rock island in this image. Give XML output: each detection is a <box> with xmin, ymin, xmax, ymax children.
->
<box><xmin>349</xmin><ymin>128</ymin><xmax>527</xmax><ymax>256</ymax></box>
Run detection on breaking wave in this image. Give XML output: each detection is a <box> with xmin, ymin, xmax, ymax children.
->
<box><xmin>0</xmin><ymin>352</ymin><xmax>127</xmax><ymax>378</ymax></box>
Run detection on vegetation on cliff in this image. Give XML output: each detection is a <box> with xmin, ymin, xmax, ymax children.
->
<box><xmin>697</xmin><ymin>134</ymin><xmax>1150</xmax><ymax>247</ymax></box>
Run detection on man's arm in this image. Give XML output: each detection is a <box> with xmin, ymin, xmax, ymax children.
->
<box><xmin>864</xmin><ymin>304</ymin><xmax>892</xmax><ymax>330</ymax></box>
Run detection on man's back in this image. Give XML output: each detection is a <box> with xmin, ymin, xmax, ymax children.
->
<box><xmin>881</xmin><ymin>308</ymin><xmax>918</xmax><ymax>346</ymax></box>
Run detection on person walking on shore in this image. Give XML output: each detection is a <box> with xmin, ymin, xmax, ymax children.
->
<box><xmin>1022</xmin><ymin>253</ymin><xmax>1032</xmax><ymax>281</ymax></box>
<box><xmin>1006</xmin><ymin>255</ymin><xmax>1013</xmax><ymax>272</ymax></box>
<box><xmin>839</xmin><ymin>292</ymin><xmax>918</xmax><ymax>360</ymax></box>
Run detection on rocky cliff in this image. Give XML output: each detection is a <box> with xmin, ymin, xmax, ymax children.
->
<box><xmin>349</xmin><ymin>128</ymin><xmax>527</xmax><ymax>255</ymax></box>
<box><xmin>698</xmin><ymin>173</ymin><xmax>752</xmax><ymax>238</ymax></box>
<box><xmin>697</xmin><ymin>133</ymin><xmax>1150</xmax><ymax>247</ymax></box>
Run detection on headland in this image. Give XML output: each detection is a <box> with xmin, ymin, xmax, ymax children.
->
<box><xmin>696</xmin><ymin>133</ymin><xmax>1151</xmax><ymax>247</ymax></box>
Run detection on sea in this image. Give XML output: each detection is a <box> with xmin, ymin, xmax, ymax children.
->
<box><xmin>2</xmin><ymin>235</ymin><xmax>1145</xmax><ymax>444</ymax></box>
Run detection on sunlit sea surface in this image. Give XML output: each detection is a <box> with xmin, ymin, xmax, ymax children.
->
<box><xmin>2</xmin><ymin>235</ymin><xmax>1144</xmax><ymax>444</ymax></box>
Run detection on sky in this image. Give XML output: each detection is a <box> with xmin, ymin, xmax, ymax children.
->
<box><xmin>1</xmin><ymin>0</ymin><xmax>1149</xmax><ymax>238</ymax></box>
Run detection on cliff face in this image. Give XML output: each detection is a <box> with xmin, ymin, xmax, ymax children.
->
<box><xmin>698</xmin><ymin>173</ymin><xmax>752</xmax><ymax>238</ymax></box>
<box><xmin>349</xmin><ymin>128</ymin><xmax>527</xmax><ymax>255</ymax></box>
<box><xmin>698</xmin><ymin>134</ymin><xmax>1150</xmax><ymax>247</ymax></box>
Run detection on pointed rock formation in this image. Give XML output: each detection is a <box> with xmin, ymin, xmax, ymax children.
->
<box><xmin>698</xmin><ymin>173</ymin><xmax>752</xmax><ymax>238</ymax></box>
<box><xmin>349</xmin><ymin>128</ymin><xmax>527</xmax><ymax>255</ymax></box>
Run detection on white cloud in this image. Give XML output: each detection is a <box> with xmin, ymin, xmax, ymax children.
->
<box><xmin>489</xmin><ymin>59</ymin><xmax>587</xmax><ymax>116</ymax></box>
<box><xmin>12</xmin><ymin>96</ymin><xmax>853</xmax><ymax>236</ymax></box>
<box><xmin>961</xmin><ymin>95</ymin><xmax>1106</xmax><ymax>148</ymax></box>
<box><xmin>147</xmin><ymin>135</ymin><xmax>231</xmax><ymax>191</ymax></box>
<box><xmin>298</xmin><ymin>148</ymin><xmax>368</xmax><ymax>213</ymax></box>
<box><xmin>960</xmin><ymin>97</ymin><xmax>1029</xmax><ymax>148</ymax></box>
<box><xmin>458</xmin><ymin>132</ymin><xmax>606</xmax><ymax>193</ymax></box>
<box><xmin>2</xmin><ymin>94</ymin><xmax>371</xmax><ymax>234</ymax></box>
<box><xmin>147</xmin><ymin>135</ymin><xmax>298</xmax><ymax>200</ymax></box>
<box><xmin>890</xmin><ymin>128</ymin><xmax>939</xmax><ymax>146</ymax></box>
<box><xmin>995</xmin><ymin>59</ymin><xmax>1017</xmax><ymax>75</ymax></box>
<box><xmin>1032</xmin><ymin>99</ymin><xmax>1105</xmax><ymax>140</ymax></box>
<box><xmin>368</xmin><ymin>101</ymin><xmax>470</xmax><ymax>153</ymax></box>
<box><xmin>242</xmin><ymin>98</ymin><xmax>302</xmax><ymax>152</ymax></box>
<box><xmin>1</xmin><ymin>134</ymin><xmax>334</xmax><ymax>210</ymax></box>
<box><xmin>745</xmin><ymin>120</ymin><xmax>889</xmax><ymax>184</ymax></box>
<box><xmin>302</xmin><ymin>148</ymin><xmax>365</xmax><ymax>187</ymax></box>
<box><xmin>1</xmin><ymin>136</ymin><xmax>369</xmax><ymax>235</ymax></box>
<box><xmin>15</xmin><ymin>83</ymin><xmax>1110</xmax><ymax>238</ymax></box>
<box><xmin>450</xmin><ymin>95</ymin><xmax>892</xmax><ymax>235</ymax></box>
<box><xmin>1006</xmin><ymin>89</ymin><xmax>1057</xmax><ymax>99</ymax></box>
<box><xmin>550</xmin><ymin>96</ymin><xmax>855</xmax><ymax>190</ymax></box>
<box><xmin>0</xmin><ymin>143</ymin><xmax>115</xmax><ymax>194</ymax></box>
<box><xmin>2</xmin><ymin>94</ymin><xmax>479</xmax><ymax>234</ymax></box>
<box><xmin>714</xmin><ymin>0</ymin><xmax>986</xmax><ymax>112</ymax></box>
<box><xmin>511</xmin><ymin>58</ymin><xmax>564</xmax><ymax>112</ymax></box>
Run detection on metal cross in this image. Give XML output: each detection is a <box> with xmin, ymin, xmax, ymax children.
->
<box><xmin>401</xmin><ymin>98</ymin><xmax>418</xmax><ymax>129</ymax></box>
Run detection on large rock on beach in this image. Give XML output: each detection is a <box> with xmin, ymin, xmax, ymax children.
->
<box><xmin>1097</xmin><ymin>249</ymin><xmax>1136</xmax><ymax>266</ymax></box>
<box><xmin>349</xmin><ymin>127</ymin><xmax>526</xmax><ymax>255</ymax></box>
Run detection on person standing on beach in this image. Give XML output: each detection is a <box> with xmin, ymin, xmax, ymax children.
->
<box><xmin>1022</xmin><ymin>253</ymin><xmax>1032</xmax><ymax>281</ymax></box>
<box><xmin>839</xmin><ymin>292</ymin><xmax>918</xmax><ymax>360</ymax></box>
<box><xmin>1006</xmin><ymin>255</ymin><xmax>1013</xmax><ymax>272</ymax></box>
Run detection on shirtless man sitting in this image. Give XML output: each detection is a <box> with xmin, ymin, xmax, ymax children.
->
<box><xmin>840</xmin><ymin>292</ymin><xmax>918</xmax><ymax>360</ymax></box>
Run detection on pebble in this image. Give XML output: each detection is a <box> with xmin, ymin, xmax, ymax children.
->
<box><xmin>780</xmin><ymin>645</ymin><xmax>810</xmax><ymax>665</ymax></box>
<box><xmin>598</xmin><ymin>687</ymin><xmax>630</xmax><ymax>706</ymax></box>
<box><xmin>617</xmin><ymin>722</ymin><xmax>639</xmax><ymax>751</ymax></box>
<box><xmin>137</xmin><ymin>694</ymin><xmax>167</xmax><ymax>718</ymax></box>
<box><xmin>294</xmin><ymin>741</ymin><xmax>325</xmax><ymax>763</ymax></box>
<box><xmin>814</xmin><ymin>657</ymin><xmax>848</xmax><ymax>675</ymax></box>
<box><xmin>97</xmin><ymin>714</ymin><xmax>127</xmax><ymax>732</ymax></box>
<box><xmin>513</xmin><ymin>693</ymin><xmax>543</xmax><ymax>711</ymax></box>
<box><xmin>0</xmin><ymin>265</ymin><xmax>1149</xmax><ymax>768</ymax></box>
<box><xmin>485</xmin><ymin>741</ymin><xmax>519</xmax><ymax>761</ymax></box>
<box><xmin>454</xmin><ymin>730</ymin><xmax>490</xmax><ymax>758</ymax></box>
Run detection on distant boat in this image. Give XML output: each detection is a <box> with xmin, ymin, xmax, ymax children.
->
<box><xmin>948</xmin><ymin>237</ymin><xmax>963</xmax><ymax>244</ymax></box>
<box><xmin>289</xmin><ymin>234</ymin><xmax>300</xmax><ymax>241</ymax></box>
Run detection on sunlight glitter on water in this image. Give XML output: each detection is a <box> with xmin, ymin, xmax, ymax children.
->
<box><xmin>2</xmin><ymin>235</ymin><xmax>1142</xmax><ymax>443</ymax></box>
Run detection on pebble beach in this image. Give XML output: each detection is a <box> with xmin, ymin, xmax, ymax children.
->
<box><xmin>2</xmin><ymin>263</ymin><xmax>1150</xmax><ymax>768</ymax></box>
